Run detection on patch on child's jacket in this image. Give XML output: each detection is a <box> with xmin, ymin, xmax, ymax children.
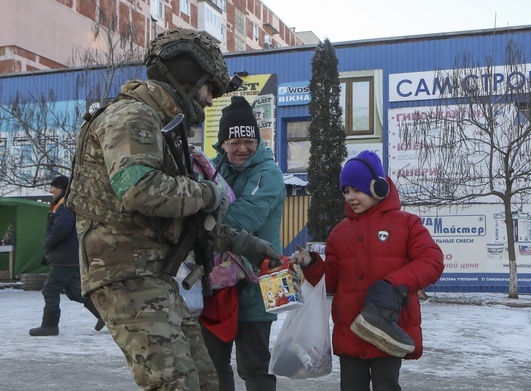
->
<box><xmin>378</xmin><ymin>231</ymin><xmax>389</xmax><ymax>242</ymax></box>
<box><xmin>128</xmin><ymin>121</ymin><xmax>156</xmax><ymax>144</ymax></box>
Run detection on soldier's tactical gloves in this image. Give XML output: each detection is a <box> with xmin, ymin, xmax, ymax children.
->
<box><xmin>216</xmin><ymin>193</ymin><xmax>230</xmax><ymax>224</ymax></box>
<box><xmin>201</xmin><ymin>180</ymin><xmax>228</xmax><ymax>217</ymax></box>
<box><xmin>232</xmin><ymin>229</ymin><xmax>281</xmax><ymax>267</ymax></box>
<box><xmin>289</xmin><ymin>244</ymin><xmax>315</xmax><ymax>267</ymax></box>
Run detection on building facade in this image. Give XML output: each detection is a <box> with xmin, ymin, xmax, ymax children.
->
<box><xmin>0</xmin><ymin>0</ymin><xmax>317</xmax><ymax>74</ymax></box>
<box><xmin>2</xmin><ymin>25</ymin><xmax>531</xmax><ymax>292</ymax></box>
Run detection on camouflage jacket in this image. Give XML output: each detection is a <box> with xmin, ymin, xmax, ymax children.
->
<box><xmin>67</xmin><ymin>80</ymin><xmax>220</xmax><ymax>295</ymax></box>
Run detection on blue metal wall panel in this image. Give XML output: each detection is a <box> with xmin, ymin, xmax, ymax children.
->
<box><xmin>0</xmin><ymin>66</ymin><xmax>144</xmax><ymax>103</ymax></box>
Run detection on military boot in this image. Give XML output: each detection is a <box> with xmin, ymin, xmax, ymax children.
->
<box><xmin>29</xmin><ymin>308</ymin><xmax>60</xmax><ymax>336</ymax></box>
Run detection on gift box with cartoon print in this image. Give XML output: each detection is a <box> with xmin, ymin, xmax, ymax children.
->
<box><xmin>259</xmin><ymin>257</ymin><xmax>304</xmax><ymax>314</ymax></box>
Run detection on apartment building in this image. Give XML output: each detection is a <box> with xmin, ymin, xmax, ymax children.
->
<box><xmin>0</xmin><ymin>0</ymin><xmax>318</xmax><ymax>74</ymax></box>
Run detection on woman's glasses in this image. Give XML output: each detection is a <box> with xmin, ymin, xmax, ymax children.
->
<box><xmin>225</xmin><ymin>139</ymin><xmax>259</xmax><ymax>149</ymax></box>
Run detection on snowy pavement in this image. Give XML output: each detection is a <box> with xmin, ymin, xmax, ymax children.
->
<box><xmin>1</xmin><ymin>288</ymin><xmax>530</xmax><ymax>391</ymax></box>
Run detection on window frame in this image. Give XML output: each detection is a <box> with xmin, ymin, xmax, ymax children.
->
<box><xmin>150</xmin><ymin>0</ymin><xmax>164</xmax><ymax>21</ymax></box>
<box><xmin>234</xmin><ymin>35</ymin><xmax>246</xmax><ymax>51</ymax></box>
<box><xmin>235</xmin><ymin>8</ymin><xmax>246</xmax><ymax>35</ymax></box>
<box><xmin>180</xmin><ymin>0</ymin><xmax>190</xmax><ymax>16</ymax></box>
<box><xmin>340</xmin><ymin>76</ymin><xmax>375</xmax><ymax>136</ymax></box>
<box><xmin>286</xmin><ymin>120</ymin><xmax>311</xmax><ymax>173</ymax></box>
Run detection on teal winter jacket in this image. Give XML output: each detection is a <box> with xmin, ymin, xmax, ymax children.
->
<box><xmin>212</xmin><ymin>140</ymin><xmax>285</xmax><ymax>322</ymax></box>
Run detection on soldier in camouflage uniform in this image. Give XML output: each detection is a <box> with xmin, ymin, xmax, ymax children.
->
<box><xmin>65</xmin><ymin>28</ymin><xmax>280</xmax><ymax>391</ymax></box>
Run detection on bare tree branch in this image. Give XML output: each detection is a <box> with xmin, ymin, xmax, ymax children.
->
<box><xmin>398</xmin><ymin>40</ymin><xmax>531</xmax><ymax>298</ymax></box>
<box><xmin>0</xmin><ymin>0</ymin><xmax>144</xmax><ymax>197</ymax></box>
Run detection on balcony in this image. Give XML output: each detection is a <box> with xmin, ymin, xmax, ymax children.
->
<box><xmin>263</xmin><ymin>23</ymin><xmax>279</xmax><ymax>35</ymax></box>
<box><xmin>197</xmin><ymin>1</ymin><xmax>223</xmax><ymax>42</ymax></box>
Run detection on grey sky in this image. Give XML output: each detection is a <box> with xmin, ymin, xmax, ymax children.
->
<box><xmin>262</xmin><ymin>0</ymin><xmax>531</xmax><ymax>42</ymax></box>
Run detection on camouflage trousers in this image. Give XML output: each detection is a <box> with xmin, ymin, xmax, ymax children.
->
<box><xmin>90</xmin><ymin>276</ymin><xmax>218</xmax><ymax>391</ymax></box>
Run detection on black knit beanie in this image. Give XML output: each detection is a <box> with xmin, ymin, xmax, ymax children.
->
<box><xmin>218</xmin><ymin>96</ymin><xmax>260</xmax><ymax>144</ymax></box>
<box><xmin>50</xmin><ymin>175</ymin><xmax>69</xmax><ymax>192</ymax></box>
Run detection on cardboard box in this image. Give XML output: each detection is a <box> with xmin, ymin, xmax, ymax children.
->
<box><xmin>259</xmin><ymin>257</ymin><xmax>304</xmax><ymax>314</ymax></box>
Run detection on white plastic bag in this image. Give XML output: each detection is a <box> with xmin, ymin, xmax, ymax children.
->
<box><xmin>269</xmin><ymin>276</ymin><xmax>332</xmax><ymax>379</ymax></box>
<box><xmin>175</xmin><ymin>261</ymin><xmax>204</xmax><ymax>317</ymax></box>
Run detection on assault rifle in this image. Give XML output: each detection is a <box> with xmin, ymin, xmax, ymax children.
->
<box><xmin>161</xmin><ymin>113</ymin><xmax>223</xmax><ymax>297</ymax></box>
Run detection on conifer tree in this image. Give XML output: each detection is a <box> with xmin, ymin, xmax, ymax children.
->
<box><xmin>306</xmin><ymin>39</ymin><xmax>347</xmax><ymax>241</ymax></box>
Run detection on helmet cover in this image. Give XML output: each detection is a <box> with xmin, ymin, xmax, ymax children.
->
<box><xmin>145</xmin><ymin>28</ymin><xmax>230</xmax><ymax>98</ymax></box>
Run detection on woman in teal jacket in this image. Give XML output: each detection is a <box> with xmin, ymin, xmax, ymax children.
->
<box><xmin>202</xmin><ymin>96</ymin><xmax>285</xmax><ymax>391</ymax></box>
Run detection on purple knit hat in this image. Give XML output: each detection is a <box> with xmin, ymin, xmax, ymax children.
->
<box><xmin>340</xmin><ymin>150</ymin><xmax>388</xmax><ymax>198</ymax></box>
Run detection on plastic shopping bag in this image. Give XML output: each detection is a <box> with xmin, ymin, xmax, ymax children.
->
<box><xmin>269</xmin><ymin>276</ymin><xmax>332</xmax><ymax>379</ymax></box>
<box><xmin>175</xmin><ymin>261</ymin><xmax>204</xmax><ymax>317</ymax></box>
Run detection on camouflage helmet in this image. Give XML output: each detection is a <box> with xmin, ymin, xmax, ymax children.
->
<box><xmin>145</xmin><ymin>28</ymin><xmax>230</xmax><ymax>98</ymax></box>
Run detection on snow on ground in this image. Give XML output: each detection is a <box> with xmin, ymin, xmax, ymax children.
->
<box><xmin>1</xmin><ymin>287</ymin><xmax>530</xmax><ymax>390</ymax></box>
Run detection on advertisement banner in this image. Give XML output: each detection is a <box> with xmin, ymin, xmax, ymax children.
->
<box><xmin>387</xmin><ymin>105</ymin><xmax>518</xmax><ymax>203</ymax></box>
<box><xmin>277</xmin><ymin>81</ymin><xmax>310</xmax><ymax>106</ymax></box>
<box><xmin>407</xmin><ymin>205</ymin><xmax>531</xmax><ymax>291</ymax></box>
<box><xmin>203</xmin><ymin>74</ymin><xmax>277</xmax><ymax>159</ymax></box>
<box><xmin>389</xmin><ymin>64</ymin><xmax>531</xmax><ymax>102</ymax></box>
<box><xmin>389</xmin><ymin>106</ymin><xmax>531</xmax><ymax>291</ymax></box>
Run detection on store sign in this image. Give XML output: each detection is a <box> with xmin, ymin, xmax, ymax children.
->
<box><xmin>422</xmin><ymin>215</ymin><xmax>486</xmax><ymax>237</ymax></box>
<box><xmin>389</xmin><ymin>64</ymin><xmax>531</xmax><ymax>102</ymax></box>
<box><xmin>408</xmin><ymin>205</ymin><xmax>531</xmax><ymax>290</ymax></box>
<box><xmin>278</xmin><ymin>81</ymin><xmax>310</xmax><ymax>106</ymax></box>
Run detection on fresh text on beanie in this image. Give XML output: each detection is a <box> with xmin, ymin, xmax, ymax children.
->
<box><xmin>228</xmin><ymin>125</ymin><xmax>257</xmax><ymax>139</ymax></box>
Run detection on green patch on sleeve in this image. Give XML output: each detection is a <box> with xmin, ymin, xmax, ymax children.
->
<box><xmin>111</xmin><ymin>165</ymin><xmax>155</xmax><ymax>200</ymax></box>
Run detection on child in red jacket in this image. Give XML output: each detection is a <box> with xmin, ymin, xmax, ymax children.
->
<box><xmin>290</xmin><ymin>150</ymin><xmax>444</xmax><ymax>391</ymax></box>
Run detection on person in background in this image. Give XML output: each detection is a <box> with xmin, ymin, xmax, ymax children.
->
<box><xmin>29</xmin><ymin>175</ymin><xmax>104</xmax><ymax>336</ymax></box>
<box><xmin>65</xmin><ymin>29</ymin><xmax>280</xmax><ymax>391</ymax></box>
<box><xmin>290</xmin><ymin>150</ymin><xmax>444</xmax><ymax>391</ymax></box>
<box><xmin>201</xmin><ymin>96</ymin><xmax>286</xmax><ymax>391</ymax></box>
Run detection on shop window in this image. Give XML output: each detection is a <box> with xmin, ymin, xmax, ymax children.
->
<box><xmin>287</xmin><ymin>121</ymin><xmax>311</xmax><ymax>173</ymax></box>
<box><xmin>340</xmin><ymin>76</ymin><xmax>374</xmax><ymax>136</ymax></box>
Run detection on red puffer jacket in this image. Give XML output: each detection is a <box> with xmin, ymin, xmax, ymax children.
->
<box><xmin>302</xmin><ymin>178</ymin><xmax>444</xmax><ymax>360</ymax></box>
